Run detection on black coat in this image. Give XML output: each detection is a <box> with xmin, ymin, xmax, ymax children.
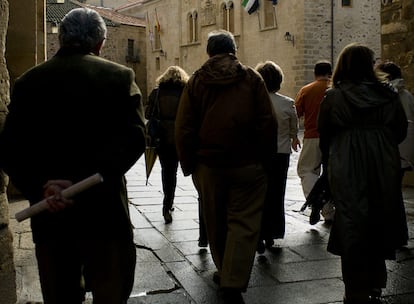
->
<box><xmin>318</xmin><ymin>81</ymin><xmax>408</xmax><ymax>260</ymax></box>
<box><xmin>146</xmin><ymin>82</ymin><xmax>184</xmax><ymax>147</ymax></box>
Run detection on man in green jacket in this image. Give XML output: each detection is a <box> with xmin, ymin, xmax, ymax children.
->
<box><xmin>0</xmin><ymin>8</ymin><xmax>146</xmax><ymax>304</ymax></box>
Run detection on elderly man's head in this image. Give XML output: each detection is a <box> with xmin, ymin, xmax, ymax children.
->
<box><xmin>59</xmin><ymin>8</ymin><xmax>107</xmax><ymax>55</ymax></box>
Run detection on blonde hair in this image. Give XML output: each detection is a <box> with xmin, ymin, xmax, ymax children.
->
<box><xmin>156</xmin><ymin>66</ymin><xmax>189</xmax><ymax>86</ymax></box>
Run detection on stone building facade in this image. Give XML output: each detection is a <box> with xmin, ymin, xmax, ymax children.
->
<box><xmin>47</xmin><ymin>0</ymin><xmax>148</xmax><ymax>100</ymax></box>
<box><xmin>118</xmin><ymin>0</ymin><xmax>381</xmax><ymax>99</ymax></box>
<box><xmin>381</xmin><ymin>0</ymin><xmax>414</xmax><ymax>185</ymax></box>
<box><xmin>381</xmin><ymin>0</ymin><xmax>414</xmax><ymax>93</ymax></box>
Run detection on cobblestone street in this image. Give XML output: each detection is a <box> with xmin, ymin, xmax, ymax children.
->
<box><xmin>9</xmin><ymin>147</ymin><xmax>414</xmax><ymax>304</ymax></box>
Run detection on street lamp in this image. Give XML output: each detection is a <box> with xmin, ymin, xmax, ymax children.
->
<box><xmin>284</xmin><ymin>32</ymin><xmax>295</xmax><ymax>46</ymax></box>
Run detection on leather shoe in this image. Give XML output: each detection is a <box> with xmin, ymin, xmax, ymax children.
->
<box><xmin>213</xmin><ymin>271</ymin><xmax>220</xmax><ymax>285</ymax></box>
<box><xmin>198</xmin><ymin>238</ymin><xmax>208</xmax><ymax>248</ymax></box>
<box><xmin>221</xmin><ymin>288</ymin><xmax>245</xmax><ymax>304</ymax></box>
<box><xmin>265</xmin><ymin>239</ymin><xmax>274</xmax><ymax>248</ymax></box>
<box><xmin>257</xmin><ymin>240</ymin><xmax>265</xmax><ymax>254</ymax></box>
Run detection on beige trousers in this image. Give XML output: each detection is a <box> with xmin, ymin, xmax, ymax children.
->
<box><xmin>297</xmin><ymin>138</ymin><xmax>322</xmax><ymax>198</ymax></box>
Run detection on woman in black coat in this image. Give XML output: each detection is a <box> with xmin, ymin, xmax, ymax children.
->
<box><xmin>318</xmin><ymin>43</ymin><xmax>408</xmax><ymax>304</ymax></box>
<box><xmin>146</xmin><ymin>66</ymin><xmax>189</xmax><ymax>224</ymax></box>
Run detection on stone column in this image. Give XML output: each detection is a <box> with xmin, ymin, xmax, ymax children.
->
<box><xmin>0</xmin><ymin>1</ymin><xmax>17</xmax><ymax>303</ymax></box>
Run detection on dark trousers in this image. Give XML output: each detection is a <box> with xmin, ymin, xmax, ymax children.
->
<box><xmin>157</xmin><ymin>144</ymin><xmax>179</xmax><ymax>211</ymax></box>
<box><xmin>198</xmin><ymin>197</ymin><xmax>208</xmax><ymax>243</ymax></box>
<box><xmin>261</xmin><ymin>153</ymin><xmax>290</xmax><ymax>240</ymax></box>
<box><xmin>341</xmin><ymin>256</ymin><xmax>387</xmax><ymax>302</ymax></box>
<box><xmin>192</xmin><ymin>163</ymin><xmax>267</xmax><ymax>290</ymax></box>
<box><xmin>35</xmin><ymin>240</ymin><xmax>136</xmax><ymax>304</ymax></box>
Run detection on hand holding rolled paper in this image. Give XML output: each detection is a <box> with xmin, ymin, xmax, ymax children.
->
<box><xmin>15</xmin><ymin>173</ymin><xmax>104</xmax><ymax>222</ymax></box>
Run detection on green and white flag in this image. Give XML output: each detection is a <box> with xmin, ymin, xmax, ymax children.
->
<box><xmin>242</xmin><ymin>0</ymin><xmax>259</xmax><ymax>14</ymax></box>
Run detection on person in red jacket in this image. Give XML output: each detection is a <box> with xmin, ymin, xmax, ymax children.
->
<box><xmin>295</xmin><ymin>61</ymin><xmax>335</xmax><ymax>222</ymax></box>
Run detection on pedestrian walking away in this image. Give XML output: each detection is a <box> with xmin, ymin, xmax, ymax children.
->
<box><xmin>318</xmin><ymin>43</ymin><xmax>408</xmax><ymax>304</ymax></box>
<box><xmin>375</xmin><ymin>61</ymin><xmax>414</xmax><ymax>179</ymax></box>
<box><xmin>0</xmin><ymin>7</ymin><xmax>146</xmax><ymax>304</ymax></box>
<box><xmin>145</xmin><ymin>65</ymin><xmax>189</xmax><ymax>224</ymax></box>
<box><xmin>175</xmin><ymin>29</ymin><xmax>278</xmax><ymax>304</ymax></box>
<box><xmin>255</xmin><ymin>60</ymin><xmax>300</xmax><ymax>253</ymax></box>
<box><xmin>295</xmin><ymin>60</ymin><xmax>335</xmax><ymax>223</ymax></box>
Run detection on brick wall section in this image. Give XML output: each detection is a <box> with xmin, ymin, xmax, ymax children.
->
<box><xmin>301</xmin><ymin>0</ymin><xmax>332</xmax><ymax>91</ymax></box>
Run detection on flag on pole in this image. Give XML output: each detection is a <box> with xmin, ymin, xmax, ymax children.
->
<box><xmin>242</xmin><ymin>0</ymin><xmax>259</xmax><ymax>14</ymax></box>
<box><xmin>155</xmin><ymin>8</ymin><xmax>161</xmax><ymax>32</ymax></box>
<box><xmin>146</xmin><ymin>11</ymin><xmax>154</xmax><ymax>42</ymax></box>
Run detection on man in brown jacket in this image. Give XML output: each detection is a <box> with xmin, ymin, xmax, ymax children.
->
<box><xmin>175</xmin><ymin>30</ymin><xmax>278</xmax><ymax>304</ymax></box>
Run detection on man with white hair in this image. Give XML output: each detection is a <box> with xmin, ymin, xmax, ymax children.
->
<box><xmin>0</xmin><ymin>8</ymin><xmax>146</xmax><ymax>304</ymax></box>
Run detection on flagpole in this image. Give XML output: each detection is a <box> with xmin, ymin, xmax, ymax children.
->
<box><xmin>146</xmin><ymin>11</ymin><xmax>153</xmax><ymax>50</ymax></box>
<box><xmin>154</xmin><ymin>8</ymin><xmax>164</xmax><ymax>53</ymax></box>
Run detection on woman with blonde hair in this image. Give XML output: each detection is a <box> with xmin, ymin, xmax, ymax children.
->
<box><xmin>146</xmin><ymin>66</ymin><xmax>189</xmax><ymax>224</ymax></box>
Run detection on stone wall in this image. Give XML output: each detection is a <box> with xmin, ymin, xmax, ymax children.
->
<box><xmin>381</xmin><ymin>0</ymin><xmax>414</xmax><ymax>186</ymax></box>
<box><xmin>381</xmin><ymin>0</ymin><xmax>414</xmax><ymax>93</ymax></box>
<box><xmin>0</xmin><ymin>0</ymin><xmax>17</xmax><ymax>303</ymax></box>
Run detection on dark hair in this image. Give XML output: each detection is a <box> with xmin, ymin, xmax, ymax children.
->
<box><xmin>332</xmin><ymin>43</ymin><xmax>377</xmax><ymax>86</ymax></box>
<box><xmin>206</xmin><ymin>30</ymin><xmax>237</xmax><ymax>57</ymax></box>
<box><xmin>376</xmin><ymin>61</ymin><xmax>402</xmax><ymax>81</ymax></box>
<box><xmin>255</xmin><ymin>61</ymin><xmax>284</xmax><ymax>92</ymax></box>
<box><xmin>314</xmin><ymin>61</ymin><xmax>332</xmax><ymax>77</ymax></box>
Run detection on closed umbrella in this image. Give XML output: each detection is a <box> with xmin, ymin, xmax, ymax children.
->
<box><xmin>144</xmin><ymin>134</ymin><xmax>158</xmax><ymax>185</ymax></box>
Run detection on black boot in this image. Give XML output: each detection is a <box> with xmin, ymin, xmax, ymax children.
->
<box><xmin>162</xmin><ymin>207</ymin><xmax>172</xmax><ymax>224</ymax></box>
<box><xmin>221</xmin><ymin>288</ymin><xmax>245</xmax><ymax>304</ymax></box>
<box><xmin>257</xmin><ymin>240</ymin><xmax>265</xmax><ymax>254</ymax></box>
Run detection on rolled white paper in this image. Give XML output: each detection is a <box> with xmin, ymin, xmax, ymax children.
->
<box><xmin>15</xmin><ymin>173</ymin><xmax>104</xmax><ymax>222</ymax></box>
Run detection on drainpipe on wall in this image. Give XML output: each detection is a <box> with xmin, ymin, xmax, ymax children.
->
<box><xmin>331</xmin><ymin>0</ymin><xmax>334</xmax><ymax>66</ymax></box>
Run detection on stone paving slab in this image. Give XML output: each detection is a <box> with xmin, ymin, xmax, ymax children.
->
<box><xmin>244</xmin><ymin>278</ymin><xmax>344</xmax><ymax>304</ymax></box>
